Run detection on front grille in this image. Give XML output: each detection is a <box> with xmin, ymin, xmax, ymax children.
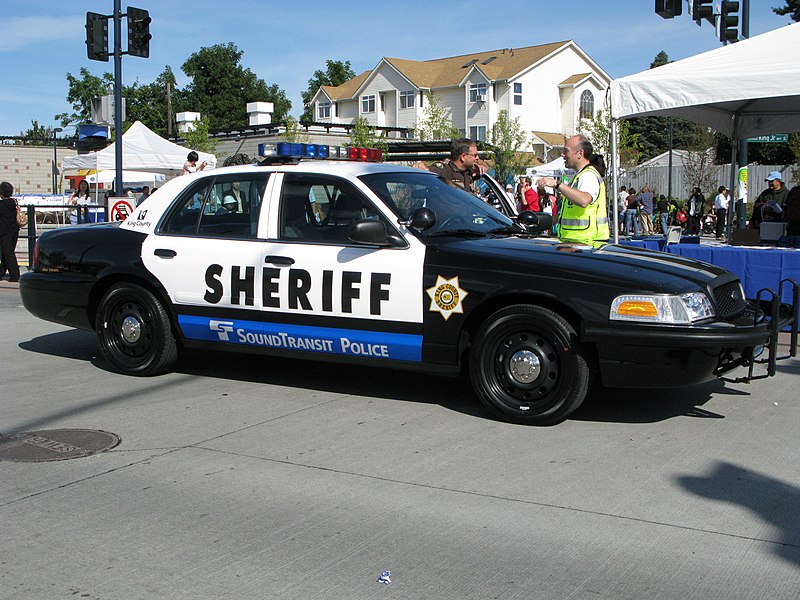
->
<box><xmin>711</xmin><ymin>280</ymin><xmax>747</xmax><ymax>319</ymax></box>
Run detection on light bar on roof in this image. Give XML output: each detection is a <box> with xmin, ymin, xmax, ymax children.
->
<box><xmin>257</xmin><ymin>142</ymin><xmax>382</xmax><ymax>162</ymax></box>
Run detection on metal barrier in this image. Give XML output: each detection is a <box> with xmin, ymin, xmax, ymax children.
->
<box><xmin>19</xmin><ymin>204</ymin><xmax>108</xmax><ymax>269</ymax></box>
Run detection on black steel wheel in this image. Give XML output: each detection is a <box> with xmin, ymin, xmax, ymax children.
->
<box><xmin>95</xmin><ymin>282</ymin><xmax>178</xmax><ymax>376</ymax></box>
<box><xmin>469</xmin><ymin>304</ymin><xmax>589</xmax><ymax>425</ymax></box>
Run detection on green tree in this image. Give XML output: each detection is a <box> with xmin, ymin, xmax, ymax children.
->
<box><xmin>414</xmin><ymin>93</ymin><xmax>460</xmax><ymax>141</ymax></box>
<box><xmin>580</xmin><ymin>108</ymin><xmax>641</xmax><ymax>168</ymax></box>
<box><xmin>281</xmin><ymin>116</ymin><xmax>310</xmax><ymax>143</ymax></box>
<box><xmin>124</xmin><ymin>67</ymin><xmax>180</xmax><ymax>136</ymax></box>
<box><xmin>788</xmin><ymin>132</ymin><xmax>800</xmax><ymax>182</ymax></box>
<box><xmin>650</xmin><ymin>51</ymin><xmax>670</xmax><ymax>68</ymax></box>
<box><xmin>179</xmin><ymin>115</ymin><xmax>217</xmax><ymax>154</ymax></box>
<box><xmin>181</xmin><ymin>42</ymin><xmax>291</xmax><ymax>129</ymax></box>
<box><xmin>625</xmin><ymin>52</ymin><xmax>706</xmax><ymax>162</ymax></box>
<box><xmin>300</xmin><ymin>60</ymin><xmax>356</xmax><ymax>122</ymax></box>
<box><xmin>486</xmin><ymin>110</ymin><xmax>528</xmax><ymax>186</ymax></box>
<box><xmin>20</xmin><ymin>120</ymin><xmax>55</xmax><ymax>144</ymax></box>
<box><xmin>773</xmin><ymin>0</ymin><xmax>800</xmax><ymax>20</ymax></box>
<box><xmin>55</xmin><ymin>67</ymin><xmax>114</xmax><ymax>127</ymax></box>
<box><xmin>349</xmin><ymin>116</ymin><xmax>387</xmax><ymax>155</ymax></box>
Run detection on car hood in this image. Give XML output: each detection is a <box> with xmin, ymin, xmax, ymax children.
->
<box><xmin>431</xmin><ymin>237</ymin><xmax>728</xmax><ymax>290</ymax></box>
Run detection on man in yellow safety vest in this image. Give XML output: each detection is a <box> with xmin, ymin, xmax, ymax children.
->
<box><xmin>536</xmin><ymin>134</ymin><xmax>609</xmax><ymax>247</ymax></box>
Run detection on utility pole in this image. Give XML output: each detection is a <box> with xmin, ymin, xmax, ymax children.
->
<box><xmin>113</xmin><ymin>0</ymin><xmax>123</xmax><ymax>197</ymax></box>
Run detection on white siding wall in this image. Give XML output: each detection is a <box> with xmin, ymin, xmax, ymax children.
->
<box><xmin>429</xmin><ymin>87</ymin><xmax>465</xmax><ymax>132</ymax></box>
<box><xmin>495</xmin><ymin>81</ymin><xmax>510</xmax><ymax>114</ymax></box>
<box><xmin>509</xmin><ymin>45</ymin><xmax>609</xmax><ymax>138</ymax></box>
<box><xmin>358</xmin><ymin>64</ymin><xmax>415</xmax><ymax>127</ymax></box>
<box><xmin>397</xmin><ymin>93</ymin><xmax>419</xmax><ymax>129</ymax></box>
<box><xmin>338</xmin><ymin>100</ymin><xmax>358</xmax><ymax>122</ymax></box>
<box><xmin>559</xmin><ymin>88</ymin><xmax>575</xmax><ymax>136</ymax></box>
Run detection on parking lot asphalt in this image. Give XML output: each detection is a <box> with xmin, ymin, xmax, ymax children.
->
<box><xmin>1</xmin><ymin>284</ymin><xmax>799</xmax><ymax>599</ymax></box>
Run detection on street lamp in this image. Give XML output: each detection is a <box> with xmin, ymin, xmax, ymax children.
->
<box><xmin>52</xmin><ymin>127</ymin><xmax>63</xmax><ymax>194</ymax></box>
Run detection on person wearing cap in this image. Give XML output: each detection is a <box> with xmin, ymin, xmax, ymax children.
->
<box><xmin>757</xmin><ymin>171</ymin><xmax>789</xmax><ymax>212</ymax></box>
<box><xmin>216</xmin><ymin>195</ymin><xmax>239</xmax><ymax>215</ymax></box>
<box><xmin>714</xmin><ymin>185</ymin><xmax>730</xmax><ymax>240</ymax></box>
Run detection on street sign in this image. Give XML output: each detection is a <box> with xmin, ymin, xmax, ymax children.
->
<box><xmin>746</xmin><ymin>134</ymin><xmax>788</xmax><ymax>143</ymax></box>
<box><xmin>110</xmin><ymin>198</ymin><xmax>134</xmax><ymax>221</ymax></box>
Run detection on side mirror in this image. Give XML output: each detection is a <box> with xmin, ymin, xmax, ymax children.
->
<box><xmin>409</xmin><ymin>207</ymin><xmax>436</xmax><ymax>230</ymax></box>
<box><xmin>348</xmin><ymin>220</ymin><xmax>402</xmax><ymax>247</ymax></box>
<box><xmin>517</xmin><ymin>210</ymin><xmax>553</xmax><ymax>232</ymax></box>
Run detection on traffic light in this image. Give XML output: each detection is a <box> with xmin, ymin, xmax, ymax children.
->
<box><xmin>655</xmin><ymin>0</ymin><xmax>682</xmax><ymax>18</ymax></box>
<box><xmin>85</xmin><ymin>12</ymin><xmax>109</xmax><ymax>62</ymax></box>
<box><xmin>719</xmin><ymin>0</ymin><xmax>740</xmax><ymax>43</ymax></box>
<box><xmin>692</xmin><ymin>0</ymin><xmax>715</xmax><ymax>25</ymax></box>
<box><xmin>127</xmin><ymin>7</ymin><xmax>152</xmax><ymax>58</ymax></box>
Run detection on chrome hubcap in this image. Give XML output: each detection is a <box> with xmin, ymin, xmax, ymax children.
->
<box><xmin>509</xmin><ymin>350</ymin><xmax>541</xmax><ymax>384</ymax></box>
<box><xmin>120</xmin><ymin>316</ymin><xmax>142</xmax><ymax>344</ymax></box>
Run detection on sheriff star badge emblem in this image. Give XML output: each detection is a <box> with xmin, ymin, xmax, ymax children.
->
<box><xmin>426</xmin><ymin>275</ymin><xmax>468</xmax><ymax>321</ymax></box>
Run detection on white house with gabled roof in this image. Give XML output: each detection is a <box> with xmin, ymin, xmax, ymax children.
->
<box><xmin>310</xmin><ymin>40</ymin><xmax>611</xmax><ymax>160</ymax></box>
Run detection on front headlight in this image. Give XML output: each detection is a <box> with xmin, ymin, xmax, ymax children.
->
<box><xmin>610</xmin><ymin>292</ymin><xmax>715</xmax><ymax>324</ymax></box>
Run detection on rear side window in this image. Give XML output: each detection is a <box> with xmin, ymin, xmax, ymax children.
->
<box><xmin>161</xmin><ymin>173</ymin><xmax>269</xmax><ymax>239</ymax></box>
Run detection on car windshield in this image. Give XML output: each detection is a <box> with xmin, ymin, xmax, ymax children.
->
<box><xmin>359</xmin><ymin>170</ymin><xmax>516</xmax><ymax>237</ymax></box>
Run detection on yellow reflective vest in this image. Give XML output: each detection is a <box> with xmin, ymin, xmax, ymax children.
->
<box><xmin>557</xmin><ymin>165</ymin><xmax>609</xmax><ymax>247</ymax></box>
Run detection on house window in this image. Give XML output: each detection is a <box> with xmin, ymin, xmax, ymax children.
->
<box><xmin>469</xmin><ymin>83</ymin><xmax>488</xmax><ymax>103</ymax></box>
<box><xmin>469</xmin><ymin>126</ymin><xmax>486</xmax><ymax>142</ymax></box>
<box><xmin>579</xmin><ymin>90</ymin><xmax>594</xmax><ymax>119</ymax></box>
<box><xmin>513</xmin><ymin>82</ymin><xmax>522</xmax><ymax>105</ymax></box>
<box><xmin>318</xmin><ymin>101</ymin><xmax>331</xmax><ymax>119</ymax></box>
<box><xmin>400</xmin><ymin>91</ymin><xmax>415</xmax><ymax>109</ymax></box>
<box><xmin>361</xmin><ymin>94</ymin><xmax>376</xmax><ymax>113</ymax></box>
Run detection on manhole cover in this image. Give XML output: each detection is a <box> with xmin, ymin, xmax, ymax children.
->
<box><xmin>0</xmin><ymin>429</ymin><xmax>121</xmax><ymax>463</ymax></box>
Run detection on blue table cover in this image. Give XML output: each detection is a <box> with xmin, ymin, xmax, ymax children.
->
<box><xmin>665</xmin><ymin>244</ymin><xmax>800</xmax><ymax>303</ymax></box>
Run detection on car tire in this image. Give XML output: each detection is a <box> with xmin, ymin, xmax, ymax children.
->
<box><xmin>469</xmin><ymin>304</ymin><xmax>589</xmax><ymax>425</ymax></box>
<box><xmin>96</xmin><ymin>282</ymin><xmax>178</xmax><ymax>376</ymax></box>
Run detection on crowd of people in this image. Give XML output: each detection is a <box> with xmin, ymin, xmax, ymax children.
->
<box><xmin>421</xmin><ymin>136</ymin><xmax>800</xmax><ymax>247</ymax></box>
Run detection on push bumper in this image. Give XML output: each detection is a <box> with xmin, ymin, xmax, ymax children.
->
<box><xmin>583</xmin><ymin>280</ymin><xmax>798</xmax><ymax>388</ymax></box>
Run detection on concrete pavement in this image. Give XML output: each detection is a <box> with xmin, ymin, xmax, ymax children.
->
<box><xmin>1</xmin><ymin>284</ymin><xmax>799</xmax><ymax>599</ymax></box>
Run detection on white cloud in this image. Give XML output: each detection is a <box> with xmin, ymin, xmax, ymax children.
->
<box><xmin>1</xmin><ymin>15</ymin><xmax>84</xmax><ymax>52</ymax></box>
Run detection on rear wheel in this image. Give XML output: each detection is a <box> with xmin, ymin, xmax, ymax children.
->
<box><xmin>469</xmin><ymin>304</ymin><xmax>589</xmax><ymax>425</ymax></box>
<box><xmin>96</xmin><ymin>282</ymin><xmax>178</xmax><ymax>376</ymax></box>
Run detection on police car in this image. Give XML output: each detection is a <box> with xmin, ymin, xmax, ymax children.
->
<box><xmin>20</xmin><ymin>143</ymin><xmax>798</xmax><ymax>425</ymax></box>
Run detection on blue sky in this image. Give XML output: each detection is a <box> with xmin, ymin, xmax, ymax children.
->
<box><xmin>1</xmin><ymin>0</ymin><xmax>793</xmax><ymax>136</ymax></box>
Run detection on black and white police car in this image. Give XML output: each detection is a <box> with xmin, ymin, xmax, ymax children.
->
<box><xmin>20</xmin><ymin>143</ymin><xmax>798</xmax><ymax>425</ymax></box>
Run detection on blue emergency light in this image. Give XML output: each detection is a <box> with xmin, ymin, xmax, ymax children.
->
<box><xmin>258</xmin><ymin>142</ymin><xmax>382</xmax><ymax>162</ymax></box>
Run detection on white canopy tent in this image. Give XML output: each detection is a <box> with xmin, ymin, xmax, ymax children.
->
<box><xmin>86</xmin><ymin>170</ymin><xmax>166</xmax><ymax>185</ymax></box>
<box><xmin>608</xmin><ymin>22</ymin><xmax>800</xmax><ymax>241</ymax></box>
<box><xmin>526</xmin><ymin>157</ymin><xmax>566</xmax><ymax>178</ymax></box>
<box><xmin>62</xmin><ymin>120</ymin><xmax>217</xmax><ymax>175</ymax></box>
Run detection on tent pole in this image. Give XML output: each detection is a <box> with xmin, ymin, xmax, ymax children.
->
<box><xmin>728</xmin><ymin>114</ymin><xmax>739</xmax><ymax>243</ymax></box>
<box><xmin>611</xmin><ymin>117</ymin><xmax>619</xmax><ymax>244</ymax></box>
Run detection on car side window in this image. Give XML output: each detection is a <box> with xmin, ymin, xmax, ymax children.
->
<box><xmin>279</xmin><ymin>175</ymin><xmax>383</xmax><ymax>244</ymax></box>
<box><xmin>161</xmin><ymin>173</ymin><xmax>269</xmax><ymax>238</ymax></box>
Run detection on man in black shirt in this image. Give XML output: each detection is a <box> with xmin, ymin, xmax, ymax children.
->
<box><xmin>415</xmin><ymin>138</ymin><xmax>484</xmax><ymax>196</ymax></box>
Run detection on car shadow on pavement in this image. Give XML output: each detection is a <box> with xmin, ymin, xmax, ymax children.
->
<box><xmin>570</xmin><ymin>379</ymin><xmax>745</xmax><ymax>424</ymax></box>
<box><xmin>676</xmin><ymin>461</ymin><xmax>800</xmax><ymax>568</ymax></box>
<box><xmin>19</xmin><ymin>328</ymin><xmax>97</xmax><ymax>361</ymax></box>
<box><xmin>174</xmin><ymin>347</ymin><xmax>489</xmax><ymax>419</ymax></box>
<box><xmin>19</xmin><ymin>330</ymin><xmax>758</xmax><ymax>426</ymax></box>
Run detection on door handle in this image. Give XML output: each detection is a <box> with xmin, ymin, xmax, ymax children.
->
<box><xmin>265</xmin><ymin>255</ymin><xmax>295</xmax><ymax>266</ymax></box>
<box><xmin>154</xmin><ymin>248</ymin><xmax>177</xmax><ymax>258</ymax></box>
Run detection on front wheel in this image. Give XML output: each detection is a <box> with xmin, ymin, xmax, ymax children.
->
<box><xmin>95</xmin><ymin>282</ymin><xmax>178</xmax><ymax>376</ymax></box>
<box><xmin>469</xmin><ymin>305</ymin><xmax>590</xmax><ymax>425</ymax></box>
